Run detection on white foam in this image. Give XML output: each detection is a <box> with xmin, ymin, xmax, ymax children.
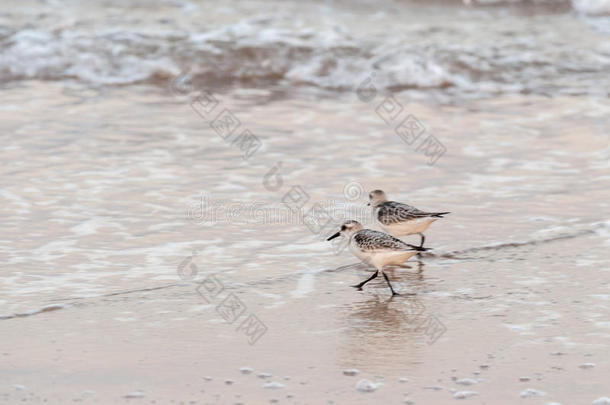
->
<box><xmin>454</xmin><ymin>391</ymin><xmax>478</xmax><ymax>399</ymax></box>
<box><xmin>572</xmin><ymin>0</ymin><xmax>610</xmax><ymax>15</ymax></box>
<box><xmin>355</xmin><ymin>379</ymin><xmax>382</xmax><ymax>393</ymax></box>
<box><xmin>1</xmin><ymin>14</ymin><xmax>608</xmax><ymax>97</ymax></box>
<box><xmin>290</xmin><ymin>273</ymin><xmax>315</xmax><ymax>298</ymax></box>
<box><xmin>263</xmin><ymin>382</ymin><xmax>285</xmax><ymax>389</ymax></box>
<box><xmin>520</xmin><ymin>388</ymin><xmax>546</xmax><ymax>398</ymax></box>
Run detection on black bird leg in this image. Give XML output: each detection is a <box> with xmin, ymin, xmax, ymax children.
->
<box><xmin>352</xmin><ymin>270</ymin><xmax>378</xmax><ymax>289</ymax></box>
<box><xmin>417</xmin><ymin>233</ymin><xmax>425</xmax><ymax>257</ymax></box>
<box><xmin>382</xmin><ymin>271</ymin><xmax>399</xmax><ymax>296</ymax></box>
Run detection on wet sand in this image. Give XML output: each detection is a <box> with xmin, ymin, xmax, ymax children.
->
<box><xmin>1</xmin><ymin>81</ymin><xmax>609</xmax><ymax>404</ymax></box>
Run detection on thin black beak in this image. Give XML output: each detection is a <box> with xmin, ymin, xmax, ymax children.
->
<box><xmin>326</xmin><ymin>232</ymin><xmax>340</xmax><ymax>241</ymax></box>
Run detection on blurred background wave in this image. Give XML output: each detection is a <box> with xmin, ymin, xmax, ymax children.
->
<box><xmin>1</xmin><ymin>0</ymin><xmax>609</xmax><ymax>98</ymax></box>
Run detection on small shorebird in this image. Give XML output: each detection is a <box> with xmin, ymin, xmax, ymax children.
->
<box><xmin>368</xmin><ymin>190</ymin><xmax>449</xmax><ymax>248</ymax></box>
<box><xmin>327</xmin><ymin>220</ymin><xmax>428</xmax><ymax>296</ymax></box>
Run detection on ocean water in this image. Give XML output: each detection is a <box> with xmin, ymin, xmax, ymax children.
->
<box><xmin>1</xmin><ymin>1</ymin><xmax>609</xmax><ymax>404</ymax></box>
<box><xmin>1</xmin><ymin>0</ymin><xmax>609</xmax><ymax>95</ymax></box>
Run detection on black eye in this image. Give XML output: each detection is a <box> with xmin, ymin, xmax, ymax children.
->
<box><xmin>341</xmin><ymin>225</ymin><xmax>346</xmax><ymax>231</ymax></box>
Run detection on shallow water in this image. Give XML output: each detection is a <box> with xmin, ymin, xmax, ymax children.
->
<box><xmin>1</xmin><ymin>0</ymin><xmax>610</xmax><ymax>404</ymax></box>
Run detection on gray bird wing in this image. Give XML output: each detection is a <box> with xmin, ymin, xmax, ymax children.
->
<box><xmin>353</xmin><ymin>229</ymin><xmax>420</xmax><ymax>252</ymax></box>
<box><xmin>377</xmin><ymin>201</ymin><xmax>431</xmax><ymax>224</ymax></box>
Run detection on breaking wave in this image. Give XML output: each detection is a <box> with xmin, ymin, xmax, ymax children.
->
<box><xmin>1</xmin><ymin>10</ymin><xmax>609</xmax><ymax>96</ymax></box>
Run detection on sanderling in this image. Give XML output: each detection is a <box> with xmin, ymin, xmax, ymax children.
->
<box><xmin>327</xmin><ymin>220</ymin><xmax>427</xmax><ymax>296</ymax></box>
<box><xmin>368</xmin><ymin>190</ymin><xmax>449</xmax><ymax>248</ymax></box>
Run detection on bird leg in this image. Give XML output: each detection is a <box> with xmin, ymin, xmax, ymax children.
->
<box><xmin>352</xmin><ymin>270</ymin><xmax>378</xmax><ymax>289</ymax></box>
<box><xmin>382</xmin><ymin>271</ymin><xmax>399</xmax><ymax>296</ymax></box>
<box><xmin>418</xmin><ymin>233</ymin><xmax>425</xmax><ymax>248</ymax></box>
<box><xmin>416</xmin><ymin>233</ymin><xmax>426</xmax><ymax>257</ymax></box>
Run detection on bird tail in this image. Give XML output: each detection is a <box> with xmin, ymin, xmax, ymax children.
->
<box><xmin>431</xmin><ymin>211</ymin><xmax>450</xmax><ymax>218</ymax></box>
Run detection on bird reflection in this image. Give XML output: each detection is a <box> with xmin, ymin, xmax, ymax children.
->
<box><xmin>338</xmin><ymin>261</ymin><xmax>431</xmax><ymax>371</ymax></box>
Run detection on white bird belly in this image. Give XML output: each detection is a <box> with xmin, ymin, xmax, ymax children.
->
<box><xmin>371</xmin><ymin>250</ymin><xmax>419</xmax><ymax>268</ymax></box>
<box><xmin>349</xmin><ymin>239</ymin><xmax>418</xmax><ymax>269</ymax></box>
<box><xmin>380</xmin><ymin>217</ymin><xmax>437</xmax><ymax>237</ymax></box>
